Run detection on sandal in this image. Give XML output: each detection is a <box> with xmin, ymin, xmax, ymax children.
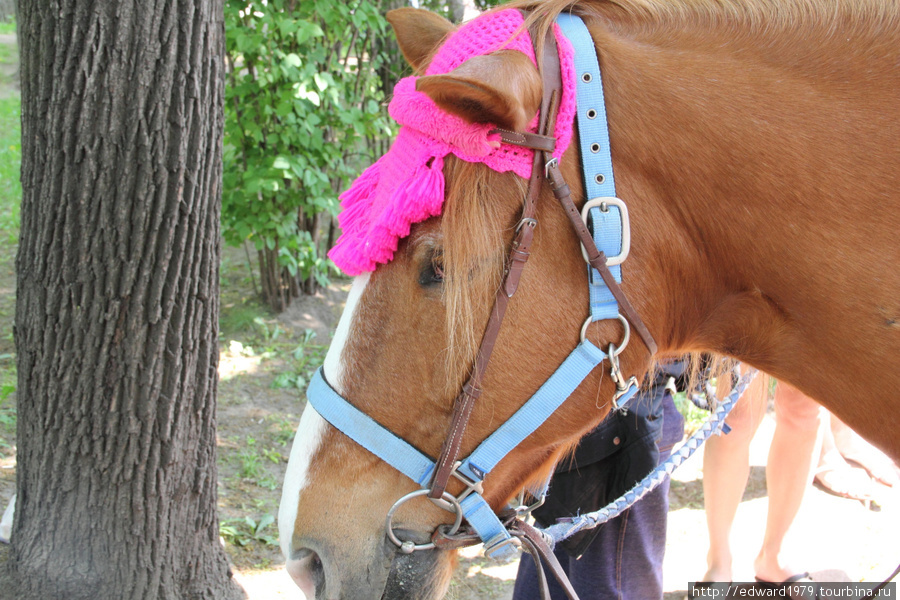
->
<box><xmin>755</xmin><ymin>573</ymin><xmax>819</xmax><ymax>599</ymax></box>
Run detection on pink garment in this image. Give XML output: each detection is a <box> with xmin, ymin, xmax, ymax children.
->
<box><xmin>329</xmin><ymin>9</ymin><xmax>577</xmax><ymax>275</ymax></box>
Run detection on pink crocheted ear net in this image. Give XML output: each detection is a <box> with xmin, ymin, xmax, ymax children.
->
<box><xmin>328</xmin><ymin>9</ymin><xmax>576</xmax><ymax>276</ymax></box>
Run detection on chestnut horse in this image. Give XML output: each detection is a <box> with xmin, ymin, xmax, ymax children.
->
<box><xmin>279</xmin><ymin>0</ymin><xmax>900</xmax><ymax>598</ymax></box>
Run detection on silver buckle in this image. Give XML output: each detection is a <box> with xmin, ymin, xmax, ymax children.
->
<box><xmin>512</xmin><ymin>489</ymin><xmax>546</xmax><ymax>517</ymax></box>
<box><xmin>612</xmin><ymin>376</ymin><xmax>639</xmax><ymax>409</ymax></box>
<box><xmin>430</xmin><ymin>461</ymin><xmax>485</xmax><ymax>513</ymax></box>
<box><xmin>516</xmin><ymin>217</ymin><xmax>538</xmax><ymax>232</ymax></box>
<box><xmin>579</xmin><ymin>197</ymin><xmax>631</xmax><ymax>266</ymax></box>
<box><xmin>544</xmin><ymin>157</ymin><xmax>559</xmax><ymax>178</ymax></box>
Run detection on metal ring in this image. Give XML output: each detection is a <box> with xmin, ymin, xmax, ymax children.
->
<box><xmin>581</xmin><ymin>72</ymin><xmax>593</xmax><ymax>83</ymax></box>
<box><xmin>580</xmin><ymin>314</ymin><xmax>631</xmax><ymax>356</ymax></box>
<box><xmin>586</xmin><ymin>108</ymin><xmax>598</xmax><ymax>119</ymax></box>
<box><xmin>594</xmin><ymin>173</ymin><xmax>605</xmax><ymax>184</ymax></box>
<box><xmin>590</xmin><ymin>142</ymin><xmax>601</xmax><ymax>153</ymax></box>
<box><xmin>385</xmin><ymin>489</ymin><xmax>463</xmax><ymax>554</ymax></box>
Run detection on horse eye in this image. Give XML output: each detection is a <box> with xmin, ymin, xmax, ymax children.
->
<box><xmin>419</xmin><ymin>258</ymin><xmax>444</xmax><ymax>287</ymax></box>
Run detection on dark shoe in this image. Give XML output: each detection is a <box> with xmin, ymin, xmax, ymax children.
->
<box><xmin>755</xmin><ymin>573</ymin><xmax>818</xmax><ymax>599</ymax></box>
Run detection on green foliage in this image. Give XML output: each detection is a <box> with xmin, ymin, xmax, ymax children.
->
<box><xmin>0</xmin><ymin>17</ymin><xmax>15</xmax><ymax>36</ymax></box>
<box><xmin>236</xmin><ymin>439</ymin><xmax>263</xmax><ymax>479</ymax></box>
<box><xmin>223</xmin><ymin>0</ymin><xmax>394</xmax><ymax>305</ymax></box>
<box><xmin>220</xmin><ymin>514</ymin><xmax>279</xmax><ymax>548</ymax></box>
<box><xmin>0</xmin><ymin>96</ymin><xmax>21</xmax><ymax>241</ymax></box>
<box><xmin>271</xmin><ymin>328</ymin><xmax>324</xmax><ymax>391</ymax></box>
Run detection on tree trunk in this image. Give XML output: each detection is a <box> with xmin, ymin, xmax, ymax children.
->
<box><xmin>258</xmin><ymin>247</ymin><xmax>294</xmax><ymax>313</ymax></box>
<box><xmin>0</xmin><ymin>0</ymin><xmax>12</xmax><ymax>23</ymax></box>
<box><xmin>446</xmin><ymin>0</ymin><xmax>479</xmax><ymax>23</ymax></box>
<box><xmin>11</xmin><ymin>1</ymin><xmax>244</xmax><ymax>599</ymax></box>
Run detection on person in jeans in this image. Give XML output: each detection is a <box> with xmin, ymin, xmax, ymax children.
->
<box><xmin>512</xmin><ymin>360</ymin><xmax>687</xmax><ymax>600</ymax></box>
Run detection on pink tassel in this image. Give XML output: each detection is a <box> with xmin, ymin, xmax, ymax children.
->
<box><xmin>339</xmin><ymin>158</ymin><xmax>382</xmax><ymax>209</ymax></box>
<box><xmin>383</xmin><ymin>156</ymin><xmax>445</xmax><ymax>237</ymax></box>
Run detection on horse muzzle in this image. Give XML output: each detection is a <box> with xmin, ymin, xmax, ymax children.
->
<box><xmin>286</xmin><ymin>531</ymin><xmax>450</xmax><ymax>600</ymax></box>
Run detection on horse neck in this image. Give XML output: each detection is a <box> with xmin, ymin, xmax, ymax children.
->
<box><xmin>587</xmin><ymin>9</ymin><xmax>900</xmax><ymax>442</ymax></box>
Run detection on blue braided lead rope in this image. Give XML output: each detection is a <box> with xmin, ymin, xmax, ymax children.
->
<box><xmin>540</xmin><ymin>368</ymin><xmax>759</xmax><ymax>546</ymax></box>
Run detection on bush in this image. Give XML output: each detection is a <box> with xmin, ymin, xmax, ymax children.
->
<box><xmin>223</xmin><ymin>0</ymin><xmax>395</xmax><ymax>311</ymax></box>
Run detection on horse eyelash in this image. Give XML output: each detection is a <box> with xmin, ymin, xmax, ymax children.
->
<box><xmin>418</xmin><ymin>251</ymin><xmax>445</xmax><ymax>286</ymax></box>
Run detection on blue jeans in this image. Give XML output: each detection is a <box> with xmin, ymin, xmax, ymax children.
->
<box><xmin>512</xmin><ymin>388</ymin><xmax>684</xmax><ymax>600</ymax></box>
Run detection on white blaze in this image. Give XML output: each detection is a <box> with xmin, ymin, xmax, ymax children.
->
<box><xmin>278</xmin><ymin>273</ymin><xmax>371</xmax><ymax>560</ymax></box>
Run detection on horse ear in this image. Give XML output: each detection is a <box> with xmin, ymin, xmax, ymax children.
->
<box><xmin>386</xmin><ymin>8</ymin><xmax>455</xmax><ymax>73</ymax></box>
<box><xmin>415</xmin><ymin>51</ymin><xmax>542</xmax><ymax>132</ymax></box>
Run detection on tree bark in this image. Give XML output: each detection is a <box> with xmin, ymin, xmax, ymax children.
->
<box><xmin>11</xmin><ymin>1</ymin><xmax>244</xmax><ymax>599</ymax></box>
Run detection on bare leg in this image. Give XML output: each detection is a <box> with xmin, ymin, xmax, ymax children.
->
<box><xmin>815</xmin><ymin>411</ymin><xmax>876</xmax><ymax>505</ymax></box>
<box><xmin>753</xmin><ymin>384</ymin><xmax>822</xmax><ymax>583</ymax></box>
<box><xmin>831</xmin><ymin>414</ymin><xmax>899</xmax><ymax>487</ymax></box>
<box><xmin>701</xmin><ymin>374</ymin><xmax>768</xmax><ymax>582</ymax></box>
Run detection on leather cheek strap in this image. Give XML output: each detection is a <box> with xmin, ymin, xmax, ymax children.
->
<box><xmin>427</xmin><ymin>24</ymin><xmax>564</xmax><ymax>502</ymax></box>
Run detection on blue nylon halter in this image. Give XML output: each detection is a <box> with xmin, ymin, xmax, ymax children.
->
<box><xmin>304</xmin><ymin>12</ymin><xmax>637</xmax><ymax>559</ymax></box>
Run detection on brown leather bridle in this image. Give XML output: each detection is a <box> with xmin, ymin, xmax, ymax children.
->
<box><xmin>419</xmin><ymin>17</ymin><xmax>657</xmax><ymax>599</ymax></box>
<box><xmin>427</xmin><ymin>15</ymin><xmax>656</xmax><ymax>512</ymax></box>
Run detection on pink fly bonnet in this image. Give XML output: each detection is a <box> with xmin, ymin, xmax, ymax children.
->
<box><xmin>328</xmin><ymin>9</ymin><xmax>577</xmax><ymax>275</ymax></box>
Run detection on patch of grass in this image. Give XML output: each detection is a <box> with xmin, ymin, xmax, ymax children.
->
<box><xmin>0</xmin><ymin>19</ymin><xmax>15</xmax><ymax>36</ymax></box>
<box><xmin>0</xmin><ymin>43</ymin><xmax>14</xmax><ymax>65</ymax></box>
<box><xmin>270</xmin><ymin>329</ymin><xmax>326</xmax><ymax>391</ymax></box>
<box><xmin>236</xmin><ymin>436</ymin><xmax>263</xmax><ymax>479</ymax></box>
<box><xmin>269</xmin><ymin>415</ymin><xmax>299</xmax><ymax>446</ymax></box>
<box><xmin>219</xmin><ymin>514</ymin><xmax>278</xmax><ymax>548</ymax></box>
<box><xmin>219</xmin><ymin>299</ymin><xmax>269</xmax><ymax>339</ymax></box>
<box><xmin>0</xmin><ymin>96</ymin><xmax>20</xmax><ymax>242</ymax></box>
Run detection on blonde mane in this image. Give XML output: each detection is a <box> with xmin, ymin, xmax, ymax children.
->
<box><xmin>439</xmin><ymin>157</ymin><xmax>525</xmax><ymax>392</ymax></box>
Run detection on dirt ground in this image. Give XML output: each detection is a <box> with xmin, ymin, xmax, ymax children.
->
<box><xmin>4</xmin><ymin>277</ymin><xmax>897</xmax><ymax>595</ymax></box>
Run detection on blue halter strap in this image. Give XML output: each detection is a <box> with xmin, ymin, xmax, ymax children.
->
<box><xmin>304</xmin><ymin>12</ymin><xmax>639</xmax><ymax>559</ymax></box>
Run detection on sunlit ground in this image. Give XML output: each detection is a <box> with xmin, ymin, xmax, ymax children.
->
<box><xmin>232</xmin><ymin>412</ymin><xmax>900</xmax><ymax>600</ymax></box>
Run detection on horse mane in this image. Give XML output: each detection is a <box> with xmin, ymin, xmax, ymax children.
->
<box><xmin>440</xmin><ymin>157</ymin><xmax>525</xmax><ymax>393</ymax></box>
<box><xmin>511</xmin><ymin>0</ymin><xmax>899</xmax><ymax>53</ymax></box>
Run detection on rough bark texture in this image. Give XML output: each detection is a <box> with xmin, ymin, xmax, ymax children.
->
<box><xmin>11</xmin><ymin>1</ymin><xmax>244</xmax><ymax>599</ymax></box>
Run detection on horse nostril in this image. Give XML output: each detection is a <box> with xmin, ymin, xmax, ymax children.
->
<box><xmin>286</xmin><ymin>547</ymin><xmax>325</xmax><ymax>598</ymax></box>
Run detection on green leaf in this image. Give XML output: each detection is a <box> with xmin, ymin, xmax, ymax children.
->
<box><xmin>295</xmin><ymin>20</ymin><xmax>324</xmax><ymax>45</ymax></box>
<box><xmin>284</xmin><ymin>53</ymin><xmax>301</xmax><ymax>68</ymax></box>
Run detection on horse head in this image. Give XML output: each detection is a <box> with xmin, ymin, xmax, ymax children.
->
<box><xmin>278</xmin><ymin>0</ymin><xmax>900</xmax><ymax>597</ymax></box>
<box><xmin>277</xmin><ymin>7</ymin><xmax>655</xmax><ymax>599</ymax></box>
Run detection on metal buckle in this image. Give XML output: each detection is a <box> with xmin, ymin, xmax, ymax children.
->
<box><xmin>544</xmin><ymin>157</ymin><xmax>559</xmax><ymax>178</ymax></box>
<box><xmin>515</xmin><ymin>491</ymin><xmax>547</xmax><ymax>519</ymax></box>
<box><xmin>450</xmin><ymin>462</ymin><xmax>485</xmax><ymax>503</ymax></box>
<box><xmin>579</xmin><ymin>197</ymin><xmax>631</xmax><ymax>266</ymax></box>
<box><xmin>612</xmin><ymin>375</ymin><xmax>639</xmax><ymax>409</ymax></box>
<box><xmin>513</xmin><ymin>491</ymin><xmax>546</xmax><ymax>517</ymax></box>
<box><xmin>429</xmin><ymin>461</ymin><xmax>485</xmax><ymax>513</ymax></box>
<box><xmin>516</xmin><ymin>217</ymin><xmax>538</xmax><ymax>232</ymax></box>
<box><xmin>607</xmin><ymin>341</ymin><xmax>639</xmax><ymax>410</ymax></box>
<box><xmin>386</xmin><ymin>489</ymin><xmax>463</xmax><ymax>554</ymax></box>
